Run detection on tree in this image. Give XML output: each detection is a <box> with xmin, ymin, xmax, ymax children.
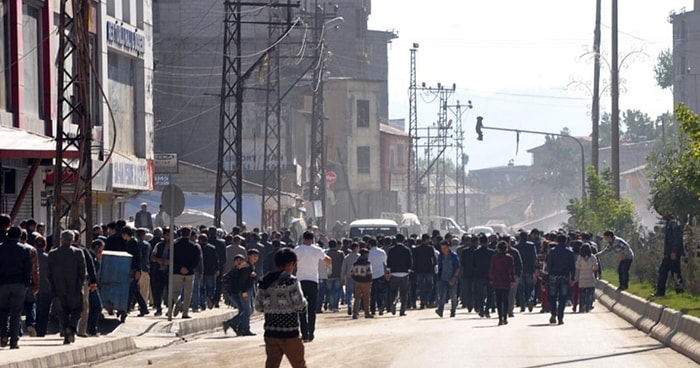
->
<box><xmin>648</xmin><ymin>104</ymin><xmax>700</xmax><ymax>221</ymax></box>
<box><xmin>567</xmin><ymin>166</ymin><xmax>637</xmax><ymax>238</ymax></box>
<box><xmin>654</xmin><ymin>49</ymin><xmax>673</xmax><ymax>90</ymax></box>
<box><xmin>622</xmin><ymin>109</ymin><xmax>655</xmax><ymax>142</ymax></box>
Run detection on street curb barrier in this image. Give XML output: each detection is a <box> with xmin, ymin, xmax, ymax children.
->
<box><xmin>650</xmin><ymin>307</ymin><xmax>681</xmax><ymax>345</ymax></box>
<box><xmin>170</xmin><ymin>310</ymin><xmax>237</xmax><ymax>337</ymax></box>
<box><xmin>596</xmin><ymin>280</ymin><xmax>700</xmax><ymax>364</ymax></box>
<box><xmin>615</xmin><ymin>292</ymin><xmax>646</xmax><ymax>328</ymax></box>
<box><xmin>668</xmin><ymin>314</ymin><xmax>700</xmax><ymax>364</ymax></box>
<box><xmin>1</xmin><ymin>336</ymin><xmax>136</xmax><ymax>368</ymax></box>
<box><xmin>638</xmin><ymin>302</ymin><xmax>663</xmax><ymax>334</ymax></box>
<box><xmin>597</xmin><ymin>281</ymin><xmax>616</xmax><ymax>309</ymax></box>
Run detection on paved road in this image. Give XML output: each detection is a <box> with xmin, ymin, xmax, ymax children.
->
<box><xmin>92</xmin><ymin>305</ymin><xmax>696</xmax><ymax>368</ymax></box>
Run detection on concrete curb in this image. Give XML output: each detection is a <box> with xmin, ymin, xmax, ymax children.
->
<box><xmin>168</xmin><ymin>311</ymin><xmax>237</xmax><ymax>337</ymax></box>
<box><xmin>596</xmin><ymin>280</ymin><xmax>700</xmax><ymax>364</ymax></box>
<box><xmin>668</xmin><ymin>314</ymin><xmax>700</xmax><ymax>364</ymax></box>
<box><xmin>0</xmin><ymin>309</ymin><xmax>242</xmax><ymax>368</ymax></box>
<box><xmin>1</xmin><ymin>336</ymin><xmax>136</xmax><ymax>368</ymax></box>
<box><xmin>638</xmin><ymin>301</ymin><xmax>663</xmax><ymax>334</ymax></box>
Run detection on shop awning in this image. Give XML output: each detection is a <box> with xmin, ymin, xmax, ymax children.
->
<box><xmin>0</xmin><ymin>126</ymin><xmax>78</xmax><ymax>159</ymax></box>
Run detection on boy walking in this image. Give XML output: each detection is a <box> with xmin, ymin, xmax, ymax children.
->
<box><xmin>255</xmin><ymin>248</ymin><xmax>308</xmax><ymax>368</ymax></box>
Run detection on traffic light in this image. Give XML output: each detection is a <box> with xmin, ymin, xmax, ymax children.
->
<box><xmin>476</xmin><ymin>116</ymin><xmax>484</xmax><ymax>141</ymax></box>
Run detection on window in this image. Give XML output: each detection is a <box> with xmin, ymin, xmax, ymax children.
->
<box><xmin>123</xmin><ymin>0</ymin><xmax>131</xmax><ymax>24</ymax></box>
<box><xmin>22</xmin><ymin>3</ymin><xmax>43</xmax><ymax>118</ymax></box>
<box><xmin>356</xmin><ymin>99</ymin><xmax>369</xmax><ymax>127</ymax></box>
<box><xmin>397</xmin><ymin>143</ymin><xmax>405</xmax><ymax>166</ymax></box>
<box><xmin>357</xmin><ymin>146</ymin><xmax>370</xmax><ymax>174</ymax></box>
<box><xmin>0</xmin><ymin>1</ymin><xmax>8</xmax><ymax>110</ymax></box>
<box><xmin>107</xmin><ymin>0</ymin><xmax>115</xmax><ymax>17</ymax></box>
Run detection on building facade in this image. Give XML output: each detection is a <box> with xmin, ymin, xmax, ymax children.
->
<box><xmin>0</xmin><ymin>0</ymin><xmax>154</xmax><ymax>231</ymax></box>
<box><xmin>671</xmin><ymin>2</ymin><xmax>700</xmax><ymax>113</ymax></box>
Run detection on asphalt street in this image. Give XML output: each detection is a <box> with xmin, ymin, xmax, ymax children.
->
<box><xmin>90</xmin><ymin>305</ymin><xmax>696</xmax><ymax>368</ymax></box>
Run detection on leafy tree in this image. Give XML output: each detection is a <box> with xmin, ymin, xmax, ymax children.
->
<box><xmin>648</xmin><ymin>140</ymin><xmax>700</xmax><ymax>221</ymax></box>
<box><xmin>654</xmin><ymin>49</ymin><xmax>673</xmax><ymax>90</ymax></box>
<box><xmin>648</xmin><ymin>104</ymin><xmax>700</xmax><ymax>221</ymax></box>
<box><xmin>622</xmin><ymin>109</ymin><xmax>655</xmax><ymax>142</ymax></box>
<box><xmin>566</xmin><ymin>166</ymin><xmax>637</xmax><ymax>238</ymax></box>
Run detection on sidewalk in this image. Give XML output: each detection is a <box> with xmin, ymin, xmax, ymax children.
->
<box><xmin>0</xmin><ymin>306</ymin><xmax>243</xmax><ymax>368</ymax></box>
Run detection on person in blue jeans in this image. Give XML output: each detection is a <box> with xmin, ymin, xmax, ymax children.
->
<box><xmin>325</xmin><ymin>240</ymin><xmax>345</xmax><ymax>312</ymax></box>
<box><xmin>435</xmin><ymin>240</ymin><xmax>460</xmax><ymax>318</ymax></box>
<box><xmin>198</xmin><ymin>234</ymin><xmax>219</xmax><ymax>309</ymax></box>
<box><xmin>222</xmin><ymin>255</ymin><xmax>255</xmax><ymax>336</ymax></box>
<box><xmin>545</xmin><ymin>235</ymin><xmax>576</xmax><ymax>325</ymax></box>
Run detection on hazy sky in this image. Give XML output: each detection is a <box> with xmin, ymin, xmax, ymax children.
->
<box><xmin>368</xmin><ymin>0</ymin><xmax>694</xmax><ymax>170</ymax></box>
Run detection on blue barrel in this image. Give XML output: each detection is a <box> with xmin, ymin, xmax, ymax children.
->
<box><xmin>100</xmin><ymin>251</ymin><xmax>133</xmax><ymax>321</ymax></box>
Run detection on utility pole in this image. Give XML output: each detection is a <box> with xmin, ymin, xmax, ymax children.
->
<box><xmin>454</xmin><ymin>102</ymin><xmax>464</xmax><ymax>226</ymax></box>
<box><xmin>611</xmin><ymin>0</ymin><xmax>621</xmax><ymax>199</ymax></box>
<box><xmin>215</xmin><ymin>1</ymin><xmax>298</xmax><ymax>228</ymax></box>
<box><xmin>261</xmin><ymin>2</ymin><xmax>297</xmax><ymax>230</ymax></box>
<box><xmin>591</xmin><ymin>0</ymin><xmax>602</xmax><ymax>173</ymax></box>
<box><xmin>308</xmin><ymin>1</ymin><xmax>339</xmax><ymax>232</ymax></box>
<box><xmin>408</xmin><ymin>44</ymin><xmax>419</xmax><ymax>214</ymax></box>
<box><xmin>54</xmin><ymin>0</ymin><xmax>93</xmax><ymax>245</ymax></box>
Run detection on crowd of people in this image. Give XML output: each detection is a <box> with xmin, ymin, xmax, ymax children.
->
<box><xmin>0</xmin><ymin>205</ymin><xmax>687</xmax><ymax>368</ymax></box>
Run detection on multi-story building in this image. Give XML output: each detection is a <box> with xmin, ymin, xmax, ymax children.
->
<box><xmin>671</xmin><ymin>2</ymin><xmax>700</xmax><ymax>112</ymax></box>
<box><xmin>0</xmin><ymin>0</ymin><xmax>154</xmax><ymax>230</ymax></box>
<box><xmin>151</xmin><ymin>0</ymin><xmax>396</xmax><ymax>230</ymax></box>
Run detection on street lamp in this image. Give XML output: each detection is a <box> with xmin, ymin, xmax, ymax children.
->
<box><xmin>475</xmin><ymin>117</ymin><xmax>586</xmax><ymax>200</ymax></box>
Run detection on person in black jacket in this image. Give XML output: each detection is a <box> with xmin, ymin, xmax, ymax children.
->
<box><xmin>545</xmin><ymin>239</ymin><xmax>576</xmax><ymax>325</ymax></box>
<box><xmin>48</xmin><ymin>230</ymin><xmax>86</xmax><ymax>345</ymax></box>
<box><xmin>123</xmin><ymin>227</ymin><xmax>149</xmax><ymax>317</ymax></box>
<box><xmin>208</xmin><ymin>227</ymin><xmax>227</xmax><ymax>308</ymax></box>
<box><xmin>0</xmin><ymin>226</ymin><xmax>33</xmax><ymax>349</ymax></box>
<box><xmin>458</xmin><ymin>235</ymin><xmax>478</xmax><ymax>312</ymax></box>
<box><xmin>655</xmin><ymin>212</ymin><xmax>685</xmax><ymax>297</ymax></box>
<box><xmin>386</xmin><ymin>234</ymin><xmax>413</xmax><ymax>316</ymax></box>
<box><xmin>473</xmin><ymin>234</ymin><xmax>494</xmax><ymax>318</ymax></box>
<box><xmin>150</xmin><ymin>228</ymin><xmax>171</xmax><ymax>316</ymax></box>
<box><xmin>412</xmin><ymin>234</ymin><xmax>436</xmax><ymax>309</ymax></box>
<box><xmin>222</xmin><ymin>255</ymin><xmax>255</xmax><ymax>336</ymax></box>
<box><xmin>199</xmin><ymin>234</ymin><xmax>219</xmax><ymax>310</ymax></box>
<box><xmin>514</xmin><ymin>231</ymin><xmax>537</xmax><ymax>312</ymax></box>
<box><xmin>171</xmin><ymin>227</ymin><xmax>199</xmax><ymax>319</ymax></box>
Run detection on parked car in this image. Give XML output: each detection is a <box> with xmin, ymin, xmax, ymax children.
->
<box><xmin>467</xmin><ymin>226</ymin><xmax>494</xmax><ymax>236</ymax></box>
<box><xmin>348</xmin><ymin>219</ymin><xmax>398</xmax><ymax>238</ymax></box>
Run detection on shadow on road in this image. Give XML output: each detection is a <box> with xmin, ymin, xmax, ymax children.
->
<box><xmin>519</xmin><ymin>344</ymin><xmax>667</xmax><ymax>368</ymax></box>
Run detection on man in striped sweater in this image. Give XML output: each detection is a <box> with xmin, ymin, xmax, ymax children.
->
<box><xmin>255</xmin><ymin>248</ymin><xmax>308</xmax><ymax>368</ymax></box>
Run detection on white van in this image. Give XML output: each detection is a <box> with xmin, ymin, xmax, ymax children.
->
<box><xmin>348</xmin><ymin>219</ymin><xmax>398</xmax><ymax>238</ymax></box>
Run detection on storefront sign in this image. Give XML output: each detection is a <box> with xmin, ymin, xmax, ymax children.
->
<box><xmin>155</xmin><ymin>153</ymin><xmax>178</xmax><ymax>173</ymax></box>
<box><xmin>107</xmin><ymin>21</ymin><xmax>145</xmax><ymax>56</ymax></box>
<box><xmin>112</xmin><ymin>158</ymin><xmax>154</xmax><ymax>190</ymax></box>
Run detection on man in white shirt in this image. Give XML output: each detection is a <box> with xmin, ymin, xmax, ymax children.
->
<box><xmin>368</xmin><ymin>237</ymin><xmax>388</xmax><ymax>316</ymax></box>
<box><xmin>294</xmin><ymin>231</ymin><xmax>331</xmax><ymax>342</ymax></box>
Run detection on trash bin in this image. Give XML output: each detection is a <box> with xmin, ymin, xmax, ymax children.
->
<box><xmin>100</xmin><ymin>250</ymin><xmax>133</xmax><ymax>323</ymax></box>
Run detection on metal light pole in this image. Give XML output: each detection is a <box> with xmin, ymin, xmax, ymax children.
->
<box><xmin>476</xmin><ymin>118</ymin><xmax>586</xmax><ymax>199</ymax></box>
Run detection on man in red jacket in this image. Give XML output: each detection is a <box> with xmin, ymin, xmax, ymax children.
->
<box><xmin>489</xmin><ymin>241</ymin><xmax>515</xmax><ymax>326</ymax></box>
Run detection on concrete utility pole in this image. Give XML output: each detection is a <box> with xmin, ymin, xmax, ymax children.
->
<box><xmin>611</xmin><ymin>0</ymin><xmax>621</xmax><ymax>199</ymax></box>
<box><xmin>54</xmin><ymin>0</ymin><xmax>93</xmax><ymax>244</ymax></box>
<box><xmin>591</xmin><ymin>0</ymin><xmax>602</xmax><ymax>173</ymax></box>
